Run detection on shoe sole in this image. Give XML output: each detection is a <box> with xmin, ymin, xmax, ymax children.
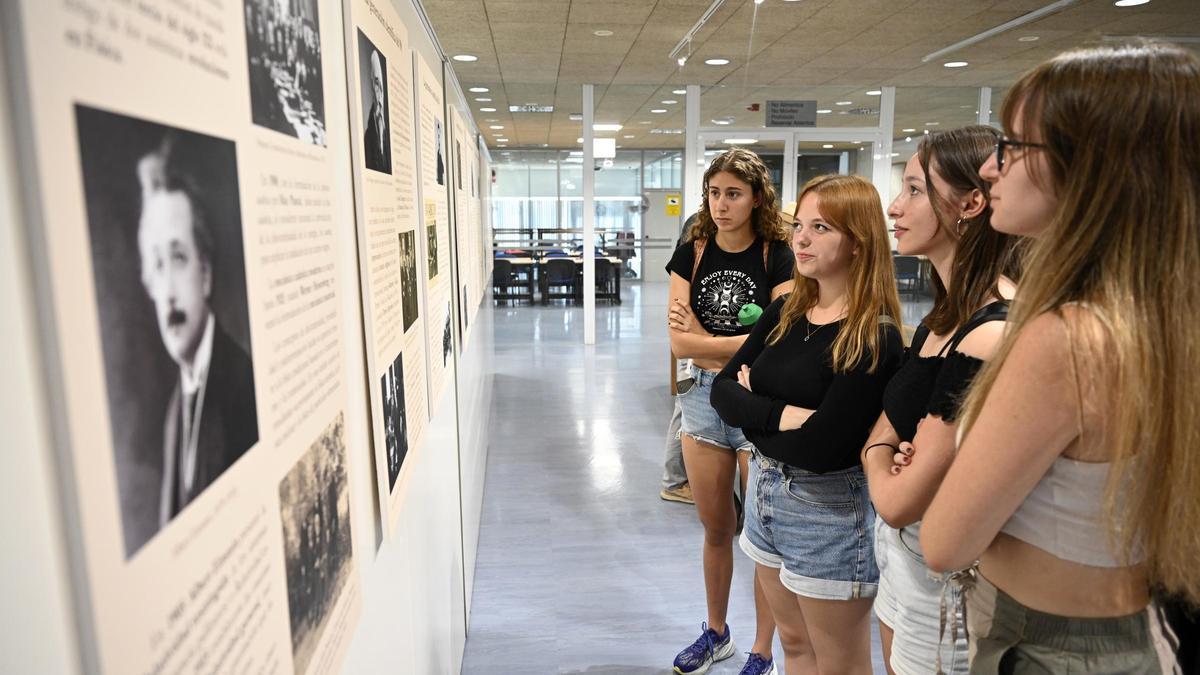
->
<box><xmin>672</xmin><ymin>639</ymin><xmax>736</xmax><ymax>675</ymax></box>
<box><xmin>659</xmin><ymin>490</ymin><xmax>694</xmax><ymax>505</ymax></box>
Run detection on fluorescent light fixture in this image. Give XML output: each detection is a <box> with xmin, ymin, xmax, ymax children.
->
<box><xmin>639</xmin><ymin>121</ymin><xmax>653</xmax><ymax>125</ymax></box>
<box><xmin>569</xmin><ymin>151</ymin><xmax>583</xmax><ymax>156</ymax></box>
<box><xmin>651</xmin><ymin>108</ymin><xmax>668</xmax><ymax>113</ymax></box>
<box><xmin>925</xmin><ymin>121</ymin><xmax>940</xmax><ymax>126</ymax></box>
<box><xmin>723</xmin><ymin>138</ymin><xmax>757</xmax><ymax>144</ymax></box>
<box><xmin>476</xmin><ymin>97</ymin><xmax>492</xmax><ymax>102</ymax></box>
<box><xmin>496</xmin><ymin>138</ymin><xmax>508</xmax><ymax>142</ymax></box>
<box><xmin>662</xmin><ymin>99</ymin><xmax>678</xmax><ymax>104</ymax></box>
<box><xmin>594</xmin><ymin>29</ymin><xmax>614</xmax><ymax>36</ymax></box>
<box><xmin>1114</xmin><ymin>0</ymin><xmax>1149</xmax><ymax>5</ymax></box>
<box><xmin>944</xmin><ymin>61</ymin><xmax>969</xmax><ymax>68</ymax></box>
<box><xmin>623</xmin><ymin>134</ymin><xmax>636</xmax><ymax>138</ymax></box>
<box><xmin>469</xmin><ymin>87</ymin><xmax>489</xmax><ymax>93</ymax></box>
<box><xmin>576</xmin><ymin>137</ymin><xmax>584</xmax><ymax>143</ymax></box>
<box><xmin>866</xmin><ymin>90</ymin><xmax>882</xmax><ymax>96</ymax></box>
<box><xmin>705</xmin><ymin>58</ymin><xmax>730</xmax><ymax>66</ymax></box>
<box><xmin>452</xmin><ymin>54</ymin><xmax>478</xmax><ymax>62</ymax></box>
<box><xmin>593</xmin><ymin>123</ymin><xmax>623</xmax><ymax>132</ymax></box>
<box><xmin>817</xmin><ymin>109</ymin><xmax>832</xmax><ymax>114</ymax></box>
<box><xmin>922</xmin><ymin>0</ymin><xmax>1078</xmax><ymax>63</ymax></box>
<box><xmin>489</xmin><ymin>125</ymin><xmax>504</xmax><ymax>129</ymax></box>
<box><xmin>712</xmin><ymin>117</ymin><xmax>735</xmax><ymax>125</ymax></box>
<box><xmin>902</xmin><ymin>127</ymin><xmax>916</xmax><ymax>132</ymax></box>
<box><xmin>569</xmin><ymin>113</ymin><xmax>583</xmax><ymax>121</ymax></box>
<box><xmin>510</xmin><ymin>105</ymin><xmax>554</xmax><ymax>113</ymax></box>
<box><xmin>836</xmin><ymin>100</ymin><xmax>853</xmax><ymax>105</ymax></box>
<box><xmin>673</xmin><ymin>89</ymin><xmax>687</xmax><ymax>95</ymax></box>
<box><xmin>1018</xmin><ymin>35</ymin><xmax>1040</xmax><ymax>41</ymax></box>
<box><xmin>480</xmin><ymin>107</ymin><xmax>496</xmax><ymax>112</ymax></box>
<box><xmin>669</xmin><ymin>0</ymin><xmax>729</xmax><ymax>62</ymax></box>
<box><xmin>822</xmin><ymin>144</ymin><xmax>834</xmax><ymax>148</ymax></box>
<box><xmin>497</xmin><ymin>144</ymin><xmax>507</xmax><ymax>147</ymax></box>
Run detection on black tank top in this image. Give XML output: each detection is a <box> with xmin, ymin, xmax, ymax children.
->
<box><xmin>882</xmin><ymin>301</ymin><xmax>1009</xmax><ymax>442</ymax></box>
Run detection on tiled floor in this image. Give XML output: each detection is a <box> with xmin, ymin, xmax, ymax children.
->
<box><xmin>462</xmin><ymin>282</ymin><xmax>932</xmax><ymax>675</ymax></box>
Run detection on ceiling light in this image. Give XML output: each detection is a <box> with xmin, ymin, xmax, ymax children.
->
<box><xmin>662</xmin><ymin>99</ymin><xmax>678</xmax><ymax>104</ymax></box>
<box><xmin>593</xmin><ymin>29</ymin><xmax>614</xmax><ymax>36</ymax></box>
<box><xmin>944</xmin><ymin>61</ymin><xmax>969</xmax><ymax>68</ymax></box>
<box><xmin>576</xmin><ymin>137</ymin><xmax>584</xmax><ymax>143</ymax></box>
<box><xmin>651</xmin><ymin>108</ymin><xmax>668</xmax><ymax>113</ymax></box>
<box><xmin>905</xmin><ymin>136</ymin><xmax>912</xmax><ymax>142</ymax></box>
<box><xmin>497</xmin><ymin>144</ymin><xmax>507</xmax><ymax>147</ymax></box>
<box><xmin>816</xmin><ymin>109</ymin><xmax>832</xmax><ymax>114</ymax></box>
<box><xmin>925</xmin><ymin>121</ymin><xmax>940</xmax><ymax>126</ymax></box>
<box><xmin>623</xmin><ymin>134</ymin><xmax>635</xmax><ymax>139</ymax></box>
<box><xmin>452</xmin><ymin>54</ymin><xmax>478</xmax><ymax>62</ymax></box>
<box><xmin>723</xmin><ymin>138</ymin><xmax>758</xmax><ymax>144</ymax></box>
<box><xmin>593</xmin><ymin>123</ymin><xmax>623</xmax><ymax>132</ymax></box>
<box><xmin>673</xmin><ymin>89</ymin><xmax>687</xmax><ymax>95</ymax></box>
<box><xmin>639</xmin><ymin>121</ymin><xmax>652</xmax><ymax>125</ymax></box>
<box><xmin>866</xmin><ymin>90</ymin><xmax>882</xmax><ymax>96</ymax></box>
<box><xmin>1018</xmin><ymin>35</ymin><xmax>1040</xmax><ymax>42</ymax></box>
<box><xmin>678</xmin><ymin>56</ymin><xmax>687</xmax><ymax>67</ymax></box>
<box><xmin>822</xmin><ymin>144</ymin><xmax>834</xmax><ymax>149</ymax></box>
<box><xmin>490</xmin><ymin>125</ymin><xmax>504</xmax><ymax>129</ymax></box>
<box><xmin>496</xmin><ymin>138</ymin><xmax>508</xmax><ymax>142</ymax></box>
<box><xmin>469</xmin><ymin>87</ymin><xmax>489</xmax><ymax>93</ymax></box>
<box><xmin>1114</xmin><ymin>0</ymin><xmax>1149</xmax><ymax>5</ymax></box>
<box><xmin>902</xmin><ymin>127</ymin><xmax>916</xmax><ymax>132</ymax></box>
<box><xmin>480</xmin><ymin>107</ymin><xmax>496</xmax><ymax>112</ymax></box>
<box><xmin>836</xmin><ymin>100</ymin><xmax>853</xmax><ymax>105</ymax></box>
<box><xmin>755</xmin><ymin>0</ymin><xmax>764</xmax><ymax>4</ymax></box>
<box><xmin>485</xmin><ymin>118</ymin><xmax>498</xmax><ymax>122</ymax></box>
<box><xmin>569</xmin><ymin>113</ymin><xmax>583</xmax><ymax>121</ymax></box>
<box><xmin>475</xmin><ymin>97</ymin><xmax>491</xmax><ymax>102</ymax></box>
<box><xmin>712</xmin><ymin>117</ymin><xmax>735</xmax><ymax>125</ymax></box>
<box><xmin>705</xmin><ymin>58</ymin><xmax>730</xmax><ymax>66</ymax></box>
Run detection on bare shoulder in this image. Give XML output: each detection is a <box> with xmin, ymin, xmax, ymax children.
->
<box><xmin>955</xmin><ymin>320</ymin><xmax>1007</xmax><ymax>361</ymax></box>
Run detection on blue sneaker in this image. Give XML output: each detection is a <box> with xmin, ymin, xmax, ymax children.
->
<box><xmin>738</xmin><ymin>652</ymin><xmax>777</xmax><ymax>675</ymax></box>
<box><xmin>673</xmin><ymin>622</ymin><xmax>736</xmax><ymax>674</ymax></box>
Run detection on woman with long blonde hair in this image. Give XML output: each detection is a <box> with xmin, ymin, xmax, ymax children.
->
<box><xmin>711</xmin><ymin>174</ymin><xmax>903</xmax><ymax>674</ymax></box>
<box><xmin>921</xmin><ymin>43</ymin><xmax>1199</xmax><ymax>672</ymax></box>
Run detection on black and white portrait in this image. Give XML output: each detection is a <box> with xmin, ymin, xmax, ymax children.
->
<box><xmin>433</xmin><ymin>117</ymin><xmax>445</xmax><ymax>186</ymax></box>
<box><xmin>379</xmin><ymin>354</ymin><xmax>407</xmax><ymax>490</ymax></box>
<box><xmin>442</xmin><ymin>301</ymin><xmax>452</xmax><ymax>365</ymax></box>
<box><xmin>356</xmin><ymin>30</ymin><xmax>390</xmax><ymax>174</ymax></box>
<box><xmin>398</xmin><ymin>230</ymin><xmax>419</xmax><ymax>333</ymax></box>
<box><xmin>76</xmin><ymin>105</ymin><xmax>259</xmax><ymax>558</ymax></box>
<box><xmin>426</xmin><ymin>223</ymin><xmax>438</xmax><ymax>279</ymax></box>
<box><xmin>280</xmin><ymin>413</ymin><xmax>353</xmax><ymax>675</ymax></box>
<box><xmin>245</xmin><ymin>0</ymin><xmax>326</xmax><ymax>146</ymax></box>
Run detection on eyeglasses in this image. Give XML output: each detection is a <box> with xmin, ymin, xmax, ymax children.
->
<box><xmin>995</xmin><ymin>138</ymin><xmax>1046</xmax><ymax>172</ymax></box>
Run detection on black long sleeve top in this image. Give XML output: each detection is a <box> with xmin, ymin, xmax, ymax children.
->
<box><xmin>710</xmin><ymin>296</ymin><xmax>904</xmax><ymax>473</ymax></box>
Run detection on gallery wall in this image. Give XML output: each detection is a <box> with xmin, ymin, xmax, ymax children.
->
<box><xmin>0</xmin><ymin>0</ymin><xmax>493</xmax><ymax>671</ymax></box>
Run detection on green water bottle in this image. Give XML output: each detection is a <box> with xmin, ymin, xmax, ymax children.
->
<box><xmin>738</xmin><ymin>303</ymin><xmax>763</xmax><ymax>326</ymax></box>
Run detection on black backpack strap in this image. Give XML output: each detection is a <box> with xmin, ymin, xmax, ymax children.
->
<box><xmin>938</xmin><ymin>300</ymin><xmax>1010</xmax><ymax>357</ymax></box>
<box><xmin>910</xmin><ymin>323</ymin><xmax>932</xmax><ymax>353</ymax></box>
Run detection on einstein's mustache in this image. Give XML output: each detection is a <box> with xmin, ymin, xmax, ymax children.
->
<box><xmin>167</xmin><ymin>308</ymin><xmax>187</xmax><ymax>327</ymax></box>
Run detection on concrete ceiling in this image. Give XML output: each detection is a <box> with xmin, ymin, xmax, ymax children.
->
<box><xmin>423</xmin><ymin>0</ymin><xmax>1200</xmax><ymax>149</ymax></box>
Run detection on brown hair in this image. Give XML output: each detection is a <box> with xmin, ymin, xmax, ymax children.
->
<box><xmin>768</xmin><ymin>175</ymin><xmax>901</xmax><ymax>373</ymax></box>
<box><xmin>919</xmin><ymin>126</ymin><xmax>1023</xmax><ymax>335</ymax></box>
<box><xmin>688</xmin><ymin>148</ymin><xmax>791</xmax><ymax>244</ymax></box>
<box><xmin>959</xmin><ymin>43</ymin><xmax>1200</xmax><ymax>601</ymax></box>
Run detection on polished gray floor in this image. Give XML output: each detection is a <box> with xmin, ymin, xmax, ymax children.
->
<box><xmin>462</xmin><ymin>282</ymin><xmax>931</xmax><ymax>675</ymax></box>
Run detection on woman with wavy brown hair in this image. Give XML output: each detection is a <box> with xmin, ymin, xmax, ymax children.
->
<box><xmin>710</xmin><ymin>174</ymin><xmax>903</xmax><ymax>674</ymax></box>
<box><xmin>922</xmin><ymin>43</ymin><xmax>1198</xmax><ymax>672</ymax></box>
<box><xmin>861</xmin><ymin>125</ymin><xmax>1021</xmax><ymax>675</ymax></box>
<box><xmin>666</xmin><ymin>148</ymin><xmax>794</xmax><ymax>675</ymax></box>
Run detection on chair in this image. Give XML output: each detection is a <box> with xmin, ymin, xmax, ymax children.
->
<box><xmin>540</xmin><ymin>258</ymin><xmax>577</xmax><ymax>304</ymax></box>
<box><xmin>575</xmin><ymin>258</ymin><xmax>621</xmax><ymax>304</ymax></box>
<box><xmin>893</xmin><ymin>255</ymin><xmax>923</xmax><ymax>299</ymax></box>
<box><xmin>492</xmin><ymin>259</ymin><xmax>527</xmax><ymax>304</ymax></box>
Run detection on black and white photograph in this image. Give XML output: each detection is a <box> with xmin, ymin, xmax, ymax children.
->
<box><xmin>279</xmin><ymin>412</ymin><xmax>353</xmax><ymax>675</ymax></box>
<box><xmin>433</xmin><ymin>117</ymin><xmax>445</xmax><ymax>186</ymax></box>
<box><xmin>75</xmin><ymin>105</ymin><xmax>259</xmax><ymax>558</ymax></box>
<box><xmin>245</xmin><ymin>0</ymin><xmax>326</xmax><ymax>146</ymax></box>
<box><xmin>356</xmin><ymin>30</ymin><xmax>390</xmax><ymax>174</ymax></box>
<box><xmin>442</xmin><ymin>301</ymin><xmax>452</xmax><ymax>366</ymax></box>
<box><xmin>398</xmin><ymin>230</ymin><xmax>419</xmax><ymax>333</ymax></box>
<box><xmin>379</xmin><ymin>354</ymin><xmax>408</xmax><ymax>490</ymax></box>
<box><xmin>426</xmin><ymin>223</ymin><xmax>438</xmax><ymax>279</ymax></box>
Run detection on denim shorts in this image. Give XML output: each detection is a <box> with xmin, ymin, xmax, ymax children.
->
<box><xmin>874</xmin><ymin>519</ymin><xmax>968</xmax><ymax>674</ymax></box>
<box><xmin>739</xmin><ymin>451</ymin><xmax>878</xmax><ymax>600</ymax></box>
<box><xmin>677</xmin><ymin>366</ymin><xmax>754</xmax><ymax>453</ymax></box>
<box><xmin>966</xmin><ymin>572</ymin><xmax>1180</xmax><ymax>674</ymax></box>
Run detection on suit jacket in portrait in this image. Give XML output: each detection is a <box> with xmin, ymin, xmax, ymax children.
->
<box><xmin>158</xmin><ymin>320</ymin><xmax>259</xmax><ymax>527</ymax></box>
<box><xmin>364</xmin><ymin>104</ymin><xmax>391</xmax><ymax>174</ymax></box>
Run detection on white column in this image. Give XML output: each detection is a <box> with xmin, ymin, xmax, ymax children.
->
<box><xmin>781</xmin><ymin>134</ymin><xmax>796</xmax><ymax>208</ymax></box>
<box><xmin>583</xmin><ymin>84</ymin><xmax>596</xmax><ymax>345</ymax></box>
<box><xmin>978</xmin><ymin>87</ymin><xmax>993</xmax><ymax>126</ymax></box>
<box><xmin>871</xmin><ymin>86</ymin><xmax>896</xmax><ymax>211</ymax></box>
<box><xmin>684</xmin><ymin>84</ymin><xmax>701</xmax><ymax>220</ymax></box>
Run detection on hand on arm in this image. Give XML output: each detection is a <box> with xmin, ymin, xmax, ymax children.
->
<box><xmin>667</xmin><ymin>273</ymin><xmax>746</xmax><ymax>361</ymax></box>
<box><xmin>866</xmin><ymin>416</ymin><xmax>958</xmax><ymax>528</ymax></box>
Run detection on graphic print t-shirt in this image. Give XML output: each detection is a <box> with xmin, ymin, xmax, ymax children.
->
<box><xmin>666</xmin><ymin>236</ymin><xmax>794</xmax><ymax>336</ymax></box>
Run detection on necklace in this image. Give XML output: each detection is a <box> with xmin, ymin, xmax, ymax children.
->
<box><xmin>804</xmin><ymin>309</ymin><xmax>845</xmax><ymax>342</ymax></box>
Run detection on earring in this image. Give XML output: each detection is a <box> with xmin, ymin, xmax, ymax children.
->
<box><xmin>955</xmin><ymin>217</ymin><xmax>967</xmax><ymax>237</ymax></box>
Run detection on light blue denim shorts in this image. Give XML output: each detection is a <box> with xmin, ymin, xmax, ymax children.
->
<box><xmin>677</xmin><ymin>366</ymin><xmax>754</xmax><ymax>453</ymax></box>
<box><xmin>740</xmin><ymin>451</ymin><xmax>879</xmax><ymax>600</ymax></box>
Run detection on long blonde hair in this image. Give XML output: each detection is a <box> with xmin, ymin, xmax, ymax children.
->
<box><xmin>959</xmin><ymin>43</ymin><xmax>1200</xmax><ymax>601</ymax></box>
<box><xmin>688</xmin><ymin>148</ymin><xmax>791</xmax><ymax>244</ymax></box>
<box><xmin>768</xmin><ymin>175</ymin><xmax>901</xmax><ymax>373</ymax></box>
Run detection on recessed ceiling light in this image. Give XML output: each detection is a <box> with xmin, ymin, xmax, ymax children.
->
<box><xmin>712</xmin><ymin>117</ymin><xmax>735</xmax><ymax>125</ymax></box>
<box><xmin>816</xmin><ymin>109</ymin><xmax>832</xmax><ymax>114</ymax></box>
<box><xmin>925</xmin><ymin>121</ymin><xmax>940</xmax><ymax>126</ymax></box>
<box><xmin>568</xmin><ymin>113</ymin><xmax>583</xmax><ymax>121</ymax></box>
<box><xmin>836</xmin><ymin>100</ymin><xmax>853</xmax><ymax>105</ymax></box>
<box><xmin>905</xmin><ymin>136</ymin><xmax>912</xmax><ymax>142</ymax></box>
<box><xmin>452</xmin><ymin>54</ymin><xmax>478</xmax><ymax>62</ymax></box>
<box><xmin>480</xmin><ymin>107</ymin><xmax>496</xmax><ymax>112</ymax></box>
<box><xmin>705</xmin><ymin>58</ymin><xmax>730</xmax><ymax>66</ymax></box>
<box><xmin>485</xmin><ymin>118</ymin><xmax>499</xmax><ymax>122</ymax></box>
<box><xmin>1114</xmin><ymin>0</ymin><xmax>1149</xmax><ymax>5</ymax></box>
<box><xmin>490</xmin><ymin>125</ymin><xmax>504</xmax><ymax>129</ymax></box>
<box><xmin>639</xmin><ymin>121</ymin><xmax>652</xmax><ymax>125</ymax></box>
<box><xmin>469</xmin><ymin>87</ymin><xmax>489</xmax><ymax>93</ymax></box>
<box><xmin>475</xmin><ymin>97</ymin><xmax>492</xmax><ymax>102</ymax></box>
<box><xmin>651</xmin><ymin>109</ymin><xmax>668</xmax><ymax>113</ymax></box>
<box><xmin>623</xmin><ymin>134</ymin><xmax>635</xmax><ymax>139</ymax></box>
<box><xmin>902</xmin><ymin>128</ymin><xmax>916</xmax><ymax>132</ymax></box>
<box><xmin>822</xmin><ymin>144</ymin><xmax>834</xmax><ymax>149</ymax></box>
<box><xmin>496</xmin><ymin>138</ymin><xmax>508</xmax><ymax>142</ymax></box>
<box><xmin>576</xmin><ymin>137</ymin><xmax>584</xmax><ymax>143</ymax></box>
<box><xmin>944</xmin><ymin>61</ymin><xmax>969</xmax><ymax>68</ymax></box>
<box><xmin>673</xmin><ymin>89</ymin><xmax>687</xmax><ymax>95</ymax></box>
<box><xmin>723</xmin><ymin>138</ymin><xmax>757</xmax><ymax>144</ymax></box>
<box><xmin>593</xmin><ymin>29</ymin><xmax>614</xmax><ymax>36</ymax></box>
<box><xmin>497</xmin><ymin>144</ymin><xmax>507</xmax><ymax>147</ymax></box>
<box><xmin>662</xmin><ymin>99</ymin><xmax>678</xmax><ymax>104</ymax></box>
<box><xmin>594</xmin><ymin>123</ymin><xmax>623</xmax><ymax>132</ymax></box>
<box><xmin>866</xmin><ymin>90</ymin><xmax>882</xmax><ymax>96</ymax></box>
<box><xmin>1018</xmin><ymin>35</ymin><xmax>1040</xmax><ymax>42</ymax></box>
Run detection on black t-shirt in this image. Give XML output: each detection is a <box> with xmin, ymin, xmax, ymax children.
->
<box><xmin>666</xmin><ymin>236</ymin><xmax>794</xmax><ymax>336</ymax></box>
<box><xmin>710</xmin><ymin>296</ymin><xmax>904</xmax><ymax>473</ymax></box>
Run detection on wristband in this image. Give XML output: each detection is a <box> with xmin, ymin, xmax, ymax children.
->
<box><xmin>862</xmin><ymin>442</ymin><xmax>899</xmax><ymax>461</ymax></box>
